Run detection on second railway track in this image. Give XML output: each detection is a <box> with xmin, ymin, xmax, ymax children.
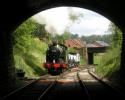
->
<box><xmin>39</xmin><ymin>70</ymin><xmax>92</xmax><ymax>100</ymax></box>
<box><xmin>1</xmin><ymin>69</ymin><xmax>125</xmax><ymax>100</ymax></box>
<box><xmin>78</xmin><ymin>69</ymin><xmax>125</xmax><ymax>100</ymax></box>
<box><xmin>1</xmin><ymin>75</ymin><xmax>59</xmax><ymax>100</ymax></box>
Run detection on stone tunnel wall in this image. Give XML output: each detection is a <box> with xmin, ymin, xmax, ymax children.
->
<box><xmin>0</xmin><ymin>0</ymin><xmax>125</xmax><ymax>96</ymax></box>
<box><xmin>0</xmin><ymin>31</ymin><xmax>15</xmax><ymax>96</ymax></box>
<box><xmin>120</xmin><ymin>30</ymin><xmax>125</xmax><ymax>85</ymax></box>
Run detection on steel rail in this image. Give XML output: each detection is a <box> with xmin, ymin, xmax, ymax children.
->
<box><xmin>77</xmin><ymin>72</ymin><xmax>91</xmax><ymax>100</ymax></box>
<box><xmin>37</xmin><ymin>76</ymin><xmax>60</xmax><ymax>100</ymax></box>
<box><xmin>0</xmin><ymin>74</ymin><xmax>50</xmax><ymax>100</ymax></box>
<box><xmin>88</xmin><ymin>70</ymin><xmax>125</xmax><ymax>97</ymax></box>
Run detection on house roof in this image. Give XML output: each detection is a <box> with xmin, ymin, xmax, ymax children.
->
<box><xmin>87</xmin><ymin>44</ymin><xmax>97</xmax><ymax>47</ymax></box>
<box><xmin>87</xmin><ymin>41</ymin><xmax>110</xmax><ymax>48</ymax></box>
<box><xmin>94</xmin><ymin>41</ymin><xmax>110</xmax><ymax>47</ymax></box>
<box><xmin>65</xmin><ymin>39</ymin><xmax>86</xmax><ymax>48</ymax></box>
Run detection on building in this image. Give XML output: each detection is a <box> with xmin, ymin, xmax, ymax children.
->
<box><xmin>65</xmin><ymin>39</ymin><xmax>88</xmax><ymax>64</ymax></box>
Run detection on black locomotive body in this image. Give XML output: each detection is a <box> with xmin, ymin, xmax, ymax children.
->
<box><xmin>43</xmin><ymin>42</ymin><xmax>68</xmax><ymax>75</ymax></box>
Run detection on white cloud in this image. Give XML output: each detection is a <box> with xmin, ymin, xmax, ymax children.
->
<box><xmin>33</xmin><ymin>7</ymin><xmax>111</xmax><ymax>36</ymax></box>
<box><xmin>70</xmin><ymin>14</ymin><xmax>110</xmax><ymax>36</ymax></box>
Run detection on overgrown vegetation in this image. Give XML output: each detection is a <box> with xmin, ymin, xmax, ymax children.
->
<box><xmin>95</xmin><ymin>23</ymin><xmax>122</xmax><ymax>81</ymax></box>
<box><xmin>80</xmin><ymin>34</ymin><xmax>112</xmax><ymax>44</ymax></box>
<box><xmin>13</xmin><ymin>14</ymin><xmax>122</xmax><ymax>82</ymax></box>
<box><xmin>13</xmin><ymin>19</ymin><xmax>48</xmax><ymax>78</ymax></box>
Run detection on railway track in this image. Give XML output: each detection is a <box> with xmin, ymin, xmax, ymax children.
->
<box><xmin>1</xmin><ymin>69</ymin><xmax>125</xmax><ymax>100</ymax></box>
<box><xmin>88</xmin><ymin>70</ymin><xmax>125</xmax><ymax>97</ymax></box>
<box><xmin>38</xmin><ymin>70</ymin><xmax>91</xmax><ymax>100</ymax></box>
<box><xmin>77</xmin><ymin>72</ymin><xmax>91</xmax><ymax>100</ymax></box>
<box><xmin>1</xmin><ymin>75</ymin><xmax>59</xmax><ymax>100</ymax></box>
<box><xmin>0</xmin><ymin>69</ymin><xmax>73</xmax><ymax>100</ymax></box>
<box><xmin>78</xmin><ymin>69</ymin><xmax>125</xmax><ymax>100</ymax></box>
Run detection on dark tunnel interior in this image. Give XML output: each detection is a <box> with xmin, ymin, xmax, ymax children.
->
<box><xmin>0</xmin><ymin>0</ymin><xmax>125</xmax><ymax>99</ymax></box>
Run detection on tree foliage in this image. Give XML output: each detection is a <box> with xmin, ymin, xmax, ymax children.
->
<box><xmin>13</xmin><ymin>18</ymin><xmax>37</xmax><ymax>46</ymax></box>
<box><xmin>13</xmin><ymin>18</ymin><xmax>48</xmax><ymax>77</ymax></box>
<box><xmin>52</xmin><ymin>29</ymin><xmax>71</xmax><ymax>44</ymax></box>
<box><xmin>33</xmin><ymin>23</ymin><xmax>51</xmax><ymax>43</ymax></box>
<box><xmin>62</xmin><ymin>30</ymin><xmax>71</xmax><ymax>40</ymax></box>
<box><xmin>108</xmin><ymin>23</ymin><xmax>122</xmax><ymax>48</ymax></box>
<box><xmin>95</xmin><ymin>22</ymin><xmax>122</xmax><ymax>81</ymax></box>
<box><xmin>68</xmin><ymin>47</ymin><xmax>77</xmax><ymax>53</ymax></box>
<box><xmin>80</xmin><ymin>34</ymin><xmax>112</xmax><ymax>44</ymax></box>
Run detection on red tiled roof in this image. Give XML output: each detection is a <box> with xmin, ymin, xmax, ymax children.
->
<box><xmin>65</xmin><ymin>39</ymin><xmax>85</xmax><ymax>48</ymax></box>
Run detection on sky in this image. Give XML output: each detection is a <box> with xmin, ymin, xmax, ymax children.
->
<box><xmin>33</xmin><ymin>7</ymin><xmax>111</xmax><ymax>37</ymax></box>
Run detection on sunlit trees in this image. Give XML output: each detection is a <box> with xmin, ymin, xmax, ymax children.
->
<box><xmin>33</xmin><ymin>23</ymin><xmax>51</xmax><ymax>43</ymax></box>
<box><xmin>13</xmin><ymin>19</ymin><xmax>36</xmax><ymax>46</ymax></box>
<box><xmin>13</xmin><ymin>18</ymin><xmax>48</xmax><ymax>77</ymax></box>
<box><xmin>108</xmin><ymin>23</ymin><xmax>122</xmax><ymax>48</ymax></box>
<box><xmin>95</xmin><ymin>23</ymin><xmax>122</xmax><ymax>81</ymax></box>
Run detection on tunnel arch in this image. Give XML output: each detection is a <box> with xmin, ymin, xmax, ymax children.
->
<box><xmin>0</xmin><ymin>0</ymin><xmax>125</xmax><ymax>96</ymax></box>
<box><xmin>7</xmin><ymin>1</ymin><xmax>124</xmax><ymax>34</ymax></box>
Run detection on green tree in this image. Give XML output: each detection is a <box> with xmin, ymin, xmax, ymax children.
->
<box><xmin>108</xmin><ymin>23</ymin><xmax>122</xmax><ymax>48</ymax></box>
<box><xmin>33</xmin><ymin>23</ymin><xmax>51</xmax><ymax>42</ymax></box>
<box><xmin>13</xmin><ymin>18</ymin><xmax>48</xmax><ymax>77</ymax></box>
<box><xmin>68</xmin><ymin>47</ymin><xmax>76</xmax><ymax>53</ymax></box>
<box><xmin>13</xmin><ymin>18</ymin><xmax>37</xmax><ymax>46</ymax></box>
<box><xmin>95</xmin><ymin>23</ymin><xmax>122</xmax><ymax>80</ymax></box>
<box><xmin>80</xmin><ymin>34</ymin><xmax>112</xmax><ymax>44</ymax></box>
<box><xmin>62</xmin><ymin>30</ymin><xmax>71</xmax><ymax>40</ymax></box>
<box><xmin>71</xmin><ymin>34</ymin><xmax>79</xmax><ymax>39</ymax></box>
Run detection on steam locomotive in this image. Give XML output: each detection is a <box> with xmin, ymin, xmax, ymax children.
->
<box><xmin>43</xmin><ymin>41</ymin><xmax>68</xmax><ymax>75</ymax></box>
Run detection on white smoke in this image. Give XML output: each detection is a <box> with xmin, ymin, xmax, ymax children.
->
<box><xmin>32</xmin><ymin>7</ymin><xmax>110</xmax><ymax>36</ymax></box>
<box><xmin>33</xmin><ymin>7</ymin><xmax>84</xmax><ymax>35</ymax></box>
<box><xmin>33</xmin><ymin>7</ymin><xmax>71</xmax><ymax>35</ymax></box>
